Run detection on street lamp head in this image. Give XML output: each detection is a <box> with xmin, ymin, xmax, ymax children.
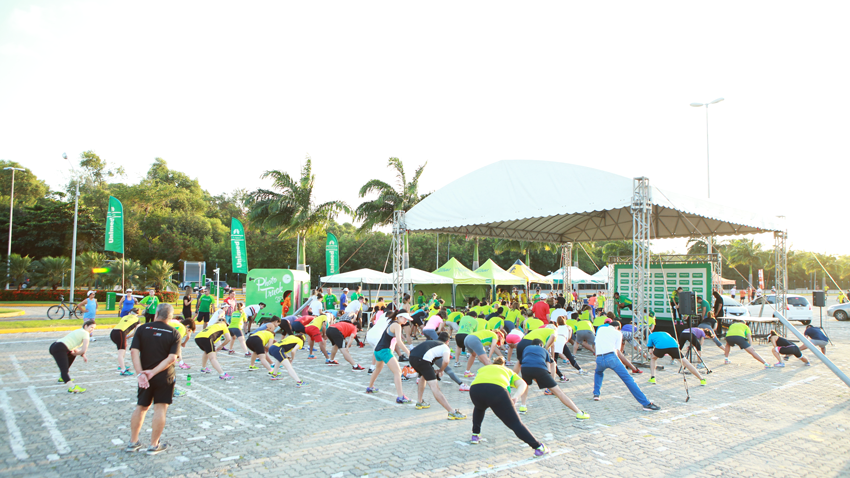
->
<box><xmin>3</xmin><ymin>167</ymin><xmax>25</xmax><ymax>172</ymax></box>
<box><xmin>710</xmin><ymin>97</ymin><xmax>725</xmax><ymax>104</ymax></box>
<box><xmin>690</xmin><ymin>102</ymin><xmax>704</xmax><ymax>107</ymax></box>
<box><xmin>62</xmin><ymin>152</ymin><xmax>68</xmax><ymax>160</ymax></box>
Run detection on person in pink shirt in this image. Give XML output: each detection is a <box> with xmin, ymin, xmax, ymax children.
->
<box><xmin>422</xmin><ymin>312</ymin><xmax>445</xmax><ymax>341</ymax></box>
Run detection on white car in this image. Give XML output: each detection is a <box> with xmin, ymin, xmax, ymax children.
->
<box><xmin>720</xmin><ymin>296</ymin><xmax>750</xmax><ymax>318</ymax></box>
<box><xmin>746</xmin><ymin>294</ymin><xmax>813</xmax><ymax>325</ymax></box>
<box><xmin>827</xmin><ymin>302</ymin><xmax>850</xmax><ymax>321</ymax></box>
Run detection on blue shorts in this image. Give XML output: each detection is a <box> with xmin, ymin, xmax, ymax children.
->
<box><xmin>269</xmin><ymin>345</ymin><xmax>285</xmax><ymax>363</ymax></box>
<box><xmin>374</xmin><ymin>348</ymin><xmax>394</xmax><ymax>364</ymax></box>
<box><xmin>228</xmin><ymin>328</ymin><xmax>243</xmax><ymax>338</ymax></box>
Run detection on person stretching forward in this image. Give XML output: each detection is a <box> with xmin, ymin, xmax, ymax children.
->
<box><xmin>592</xmin><ymin>321</ymin><xmax>660</xmax><ymax>411</ymax></box>
<box><xmin>409</xmin><ymin>332</ymin><xmax>467</xmax><ymax>419</ymax></box>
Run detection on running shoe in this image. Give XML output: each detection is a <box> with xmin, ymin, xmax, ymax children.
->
<box><xmin>724</xmin><ymin>358</ymin><xmax>731</xmax><ymax>364</ymax></box>
<box><xmin>642</xmin><ymin>402</ymin><xmax>661</xmax><ymax>411</ymax></box>
<box><xmin>575</xmin><ymin>410</ymin><xmax>590</xmax><ymax>420</ymax></box>
<box><xmin>398</xmin><ymin>354</ymin><xmax>409</xmax><ymax>362</ymax></box>
<box><xmin>804</xmin><ymin>361</ymin><xmax>812</xmax><ymax>366</ymax></box>
<box><xmin>415</xmin><ymin>401</ymin><xmax>431</xmax><ymax>409</ymax></box>
<box><xmin>220</xmin><ymin>347</ymin><xmax>230</xmax><ymax>352</ymax></box>
<box><xmin>470</xmin><ymin>434</ymin><xmax>480</xmax><ymax>445</ymax></box>
<box><xmin>367</xmin><ymin>368</ymin><xmax>374</xmax><ymax>374</ymax></box>
<box><xmin>120</xmin><ymin>369</ymin><xmax>135</xmax><ymax>376</ymax></box>
<box><xmin>57</xmin><ymin>378</ymin><xmax>66</xmax><ymax>383</ymax></box>
<box><xmin>463</xmin><ymin>371</ymin><xmax>476</xmax><ymax>378</ymax></box>
<box><xmin>400</xmin><ymin>375</ymin><xmax>410</xmax><ymax>381</ymax></box>
<box><xmin>116</xmin><ymin>366</ymin><xmax>123</xmax><ymax>372</ymax></box>
<box><xmin>146</xmin><ymin>442</ymin><xmax>169</xmax><ymax>456</ymax></box>
<box><xmin>173</xmin><ymin>389</ymin><xmax>187</xmax><ymax>398</ymax></box>
<box><xmin>505</xmin><ymin>361</ymin><xmax>516</xmax><ymax>367</ymax></box>
<box><xmin>200</xmin><ymin>367</ymin><xmax>212</xmax><ymax>374</ymax></box>
<box><xmin>271</xmin><ymin>375</ymin><xmax>285</xmax><ymax>381</ymax></box>
<box><xmin>559</xmin><ymin>376</ymin><xmax>569</xmax><ymax>383</ymax></box>
<box><xmin>518</xmin><ymin>405</ymin><xmax>527</xmax><ymax>414</ymax></box>
<box><xmin>631</xmin><ymin>368</ymin><xmax>643</xmax><ymax>374</ymax></box>
<box><xmin>219</xmin><ymin>373</ymin><xmax>233</xmax><ymax>380</ymax></box>
<box><xmin>578</xmin><ymin>370</ymin><xmax>589</xmax><ymax>376</ymax></box>
<box><xmin>247</xmin><ymin>366</ymin><xmax>259</xmax><ymax>371</ymax></box>
<box><xmin>648</xmin><ymin>377</ymin><xmax>656</xmax><ymax>384</ymax></box>
<box><xmin>700</xmin><ymin>379</ymin><xmax>707</xmax><ymax>386</ymax></box>
<box><xmin>178</xmin><ymin>363</ymin><xmax>191</xmax><ymax>370</ymax></box>
<box><xmin>533</xmin><ymin>444</ymin><xmax>550</xmax><ymax>457</ymax></box>
<box><xmin>764</xmin><ymin>363</ymin><xmax>773</xmax><ymax>369</ymax></box>
<box><xmin>295</xmin><ymin>381</ymin><xmax>306</xmax><ymax>388</ymax></box>
<box><xmin>326</xmin><ymin>359</ymin><xmax>340</xmax><ymax>365</ymax></box>
<box><xmin>228</xmin><ymin>350</ymin><xmax>235</xmax><ymax>355</ymax></box>
<box><xmin>68</xmin><ymin>385</ymin><xmax>86</xmax><ymax>393</ymax></box>
<box><xmin>774</xmin><ymin>362</ymin><xmax>785</xmax><ymax>368</ymax></box>
<box><xmin>352</xmin><ymin>364</ymin><xmax>365</xmax><ymax>371</ymax></box>
<box><xmin>268</xmin><ymin>371</ymin><xmax>280</xmax><ymax>377</ymax></box>
<box><xmin>696</xmin><ymin>363</ymin><xmax>706</xmax><ymax>369</ymax></box>
<box><xmin>453</xmin><ymin>362</ymin><xmax>461</xmax><ymax>367</ymax></box>
<box><xmin>125</xmin><ymin>441</ymin><xmax>143</xmax><ymax>452</ymax></box>
<box><xmin>245</xmin><ymin>353</ymin><xmax>252</xmax><ymax>358</ymax></box>
<box><xmin>593</xmin><ymin>395</ymin><xmax>600</xmax><ymax>401</ymax></box>
<box><xmin>308</xmin><ymin>355</ymin><xmax>316</xmax><ymax>359</ymax></box>
<box><xmin>396</xmin><ymin>396</ymin><xmax>411</xmax><ymax>404</ymax></box>
<box><xmin>783</xmin><ymin>355</ymin><xmax>790</xmax><ymax>361</ymax></box>
<box><xmin>366</xmin><ymin>387</ymin><xmax>379</xmax><ymax>393</ymax></box>
<box><xmin>458</xmin><ymin>383</ymin><xmax>471</xmax><ymax>392</ymax></box>
<box><xmin>448</xmin><ymin>409</ymin><xmax>467</xmax><ymax>420</ymax></box>
<box><xmin>543</xmin><ymin>389</ymin><xmax>554</xmax><ymax>395</ymax></box>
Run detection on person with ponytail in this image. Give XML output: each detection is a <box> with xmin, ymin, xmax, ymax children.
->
<box><xmin>366</xmin><ymin>310</ymin><xmax>412</xmax><ymax>404</ymax></box>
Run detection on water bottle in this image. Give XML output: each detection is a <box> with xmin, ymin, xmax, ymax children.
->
<box><xmin>186</xmin><ymin>374</ymin><xmax>192</xmax><ymax>387</ymax></box>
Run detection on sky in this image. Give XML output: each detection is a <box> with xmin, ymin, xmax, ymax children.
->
<box><xmin>0</xmin><ymin>1</ymin><xmax>847</xmax><ymax>256</ymax></box>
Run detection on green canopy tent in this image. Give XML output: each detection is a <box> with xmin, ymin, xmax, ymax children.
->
<box><xmin>426</xmin><ymin>257</ymin><xmax>490</xmax><ymax>307</ymax></box>
<box><xmin>474</xmin><ymin>258</ymin><xmax>525</xmax><ymax>302</ymax></box>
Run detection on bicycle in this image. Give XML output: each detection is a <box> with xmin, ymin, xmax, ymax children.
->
<box><xmin>47</xmin><ymin>295</ymin><xmax>80</xmax><ymax>320</ymax></box>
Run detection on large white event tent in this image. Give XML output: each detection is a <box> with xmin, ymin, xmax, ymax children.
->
<box><xmin>591</xmin><ymin>266</ymin><xmax>609</xmax><ymax>283</ymax></box>
<box><xmin>320</xmin><ymin>268</ymin><xmax>389</xmax><ymax>285</ymax></box>
<box><xmin>398</xmin><ymin>268</ymin><xmax>453</xmax><ymax>285</ymax></box>
<box><xmin>544</xmin><ymin>266</ymin><xmax>600</xmax><ymax>284</ymax></box>
<box><xmin>395</xmin><ymin>160</ymin><xmax>849</xmax><ymax>387</ymax></box>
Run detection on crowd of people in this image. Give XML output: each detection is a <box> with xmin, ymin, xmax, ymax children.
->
<box><xmin>47</xmin><ymin>283</ymin><xmax>830</xmax><ymax>458</ymax></box>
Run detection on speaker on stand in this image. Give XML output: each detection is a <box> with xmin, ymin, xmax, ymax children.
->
<box><xmin>813</xmin><ymin>291</ymin><xmax>825</xmax><ymax>327</ymax></box>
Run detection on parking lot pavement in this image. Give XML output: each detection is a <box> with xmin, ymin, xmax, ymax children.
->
<box><xmin>0</xmin><ymin>319</ymin><xmax>848</xmax><ymax>478</ymax></box>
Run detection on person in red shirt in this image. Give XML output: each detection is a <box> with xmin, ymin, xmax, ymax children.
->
<box><xmin>531</xmin><ymin>296</ymin><xmax>551</xmax><ymax>322</ymax></box>
<box><xmin>326</xmin><ymin>321</ymin><xmax>366</xmax><ymax>370</ymax></box>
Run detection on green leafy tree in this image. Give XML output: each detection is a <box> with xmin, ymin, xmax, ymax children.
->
<box><xmin>354</xmin><ymin>157</ymin><xmax>427</xmax><ymax>232</ymax></box>
<box><xmin>0</xmin><ymin>161</ymin><xmax>50</xmax><ymax>209</ymax></box>
<box><xmin>726</xmin><ymin>239</ymin><xmax>763</xmax><ymax>286</ymax></box>
<box><xmin>104</xmin><ymin>258</ymin><xmax>143</xmax><ymax>290</ymax></box>
<box><xmin>146</xmin><ymin>259</ymin><xmax>178</xmax><ymax>291</ymax></box>
<box><xmin>33</xmin><ymin>256</ymin><xmax>70</xmax><ymax>290</ymax></box>
<box><xmin>248</xmin><ymin>156</ymin><xmax>350</xmax><ymax>268</ymax></box>
<box><xmin>8</xmin><ymin>253</ymin><xmax>33</xmax><ymax>289</ymax></box>
<box><xmin>75</xmin><ymin>251</ymin><xmax>107</xmax><ymax>288</ymax></box>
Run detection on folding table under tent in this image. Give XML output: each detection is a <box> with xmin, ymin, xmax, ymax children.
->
<box><xmin>430</xmin><ymin>257</ymin><xmax>490</xmax><ymax>306</ymax></box>
<box><xmin>474</xmin><ymin>258</ymin><xmax>526</xmax><ymax>302</ymax></box>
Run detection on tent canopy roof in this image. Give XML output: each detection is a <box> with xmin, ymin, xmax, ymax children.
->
<box><xmin>474</xmin><ymin>259</ymin><xmax>526</xmax><ymax>286</ymax></box>
<box><xmin>507</xmin><ymin>259</ymin><xmax>552</xmax><ymax>284</ymax></box>
<box><xmin>545</xmin><ymin>266</ymin><xmax>601</xmax><ymax>284</ymax></box>
<box><xmin>397</xmin><ymin>268</ymin><xmax>454</xmax><ymax>285</ymax></box>
<box><xmin>320</xmin><ymin>268</ymin><xmax>389</xmax><ymax>285</ymax></box>
<box><xmin>405</xmin><ymin>161</ymin><xmax>784</xmax><ymax>242</ymax></box>
<box><xmin>591</xmin><ymin>266</ymin><xmax>609</xmax><ymax>282</ymax></box>
<box><xmin>433</xmin><ymin>257</ymin><xmax>489</xmax><ymax>285</ymax></box>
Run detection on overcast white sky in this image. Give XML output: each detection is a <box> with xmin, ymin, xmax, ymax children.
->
<box><xmin>1</xmin><ymin>1</ymin><xmax>847</xmax><ymax>255</ymax></box>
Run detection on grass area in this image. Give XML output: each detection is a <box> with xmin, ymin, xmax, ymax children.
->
<box><xmin>0</xmin><ymin>316</ymin><xmax>123</xmax><ymax>329</ymax></box>
<box><xmin>0</xmin><ymin>308</ymin><xmax>23</xmax><ymax>314</ymax></box>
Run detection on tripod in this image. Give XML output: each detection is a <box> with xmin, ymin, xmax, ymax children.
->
<box><xmin>678</xmin><ymin>314</ymin><xmax>712</xmax><ymax>375</ymax></box>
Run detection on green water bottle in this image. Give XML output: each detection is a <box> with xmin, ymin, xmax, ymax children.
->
<box><xmin>186</xmin><ymin>374</ymin><xmax>192</xmax><ymax>387</ymax></box>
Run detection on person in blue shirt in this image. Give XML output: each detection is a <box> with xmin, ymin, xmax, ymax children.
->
<box><xmin>646</xmin><ymin>331</ymin><xmax>705</xmax><ymax>386</ymax></box>
<box><xmin>339</xmin><ymin>288</ymin><xmax>349</xmax><ymax>311</ymax></box>
<box><xmin>516</xmin><ymin>339</ymin><xmax>589</xmax><ymax>419</ymax></box>
<box><xmin>800</xmin><ymin>325</ymin><xmax>829</xmax><ymax>355</ymax></box>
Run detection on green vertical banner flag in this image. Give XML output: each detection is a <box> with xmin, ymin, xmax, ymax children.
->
<box><xmin>326</xmin><ymin>232</ymin><xmax>339</xmax><ymax>276</ymax></box>
<box><xmin>231</xmin><ymin>218</ymin><xmax>248</xmax><ymax>274</ymax></box>
<box><xmin>104</xmin><ymin>196</ymin><xmax>124</xmax><ymax>253</ymax></box>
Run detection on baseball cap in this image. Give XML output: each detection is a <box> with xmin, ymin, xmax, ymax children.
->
<box><xmin>125</xmin><ymin>288</ymin><xmax>132</xmax><ymax>293</ymax></box>
<box><xmin>343</xmin><ymin>287</ymin><xmax>349</xmax><ymax>292</ymax></box>
<box><xmin>87</xmin><ymin>290</ymin><xmax>96</xmax><ymax>296</ymax></box>
<box><xmin>395</xmin><ymin>312</ymin><xmax>412</xmax><ymax>321</ymax></box>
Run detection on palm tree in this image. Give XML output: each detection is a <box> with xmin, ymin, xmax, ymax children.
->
<box><xmin>354</xmin><ymin>157</ymin><xmax>427</xmax><ymax>232</ymax></box>
<box><xmin>75</xmin><ymin>251</ymin><xmax>107</xmax><ymax>288</ymax></box>
<box><xmin>248</xmin><ymin>156</ymin><xmax>350</xmax><ymax>269</ymax></box>
<box><xmin>104</xmin><ymin>258</ymin><xmax>142</xmax><ymax>290</ymax></box>
<box><xmin>726</xmin><ymin>239</ymin><xmax>763</xmax><ymax>287</ymax></box>
<box><xmin>146</xmin><ymin>259</ymin><xmax>178</xmax><ymax>292</ymax></box>
<box><xmin>8</xmin><ymin>254</ymin><xmax>33</xmax><ymax>290</ymax></box>
<box><xmin>33</xmin><ymin>256</ymin><xmax>70</xmax><ymax>290</ymax></box>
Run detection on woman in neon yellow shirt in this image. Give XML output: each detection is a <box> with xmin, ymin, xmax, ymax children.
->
<box><xmin>463</xmin><ymin>329</ymin><xmax>505</xmax><ymax>376</ymax></box>
<box><xmin>724</xmin><ymin>321</ymin><xmax>769</xmax><ymax>367</ymax></box>
<box><xmin>268</xmin><ymin>325</ymin><xmax>306</xmax><ymax>387</ymax></box>
<box><xmin>50</xmin><ymin>320</ymin><xmax>96</xmax><ymax>393</ymax></box>
<box><xmin>246</xmin><ymin>317</ymin><xmax>280</xmax><ymax>374</ymax></box>
<box><xmin>222</xmin><ymin>302</ymin><xmax>251</xmax><ymax>357</ymax></box>
<box><xmin>468</xmin><ymin>357</ymin><xmax>548</xmax><ymax>457</ymax></box>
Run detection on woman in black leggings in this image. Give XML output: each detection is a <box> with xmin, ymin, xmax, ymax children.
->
<box><xmin>468</xmin><ymin>356</ymin><xmax>549</xmax><ymax>457</ymax></box>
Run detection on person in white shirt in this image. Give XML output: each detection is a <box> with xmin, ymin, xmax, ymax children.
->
<box><xmin>592</xmin><ymin>321</ymin><xmax>660</xmax><ymax>411</ymax></box>
<box><xmin>409</xmin><ymin>332</ymin><xmax>466</xmax><ymax>419</ymax></box>
<box><xmin>244</xmin><ymin>303</ymin><xmax>266</xmax><ymax>333</ymax></box>
<box><xmin>731</xmin><ymin>286</ymin><xmax>737</xmax><ymax>299</ymax></box>
<box><xmin>310</xmin><ymin>293</ymin><xmax>325</xmax><ymax>316</ymax></box>
<box><xmin>342</xmin><ymin>296</ymin><xmax>364</xmax><ymax>323</ymax></box>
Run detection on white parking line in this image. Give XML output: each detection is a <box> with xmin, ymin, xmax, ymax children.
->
<box><xmin>185</xmin><ymin>390</ymin><xmax>250</xmax><ymax>426</ymax></box>
<box><xmin>0</xmin><ymin>377</ymin><xmax>129</xmax><ymax>393</ymax></box>
<box><xmin>9</xmin><ymin>355</ymin><xmax>29</xmax><ymax>382</ymax></box>
<box><xmin>0</xmin><ymin>389</ymin><xmax>28</xmax><ymax>460</ymax></box>
<box><xmin>26</xmin><ymin>386</ymin><xmax>70</xmax><ymax>454</ymax></box>
<box><xmin>299</xmin><ymin>369</ymin><xmax>399</xmax><ymax>400</ymax></box>
<box><xmin>298</xmin><ymin>371</ymin><xmax>397</xmax><ymax>405</ymax></box>
<box><xmin>189</xmin><ymin>382</ymin><xmax>278</xmax><ymax>421</ymax></box>
<box><xmin>447</xmin><ymin>447</ymin><xmax>573</xmax><ymax>478</ymax></box>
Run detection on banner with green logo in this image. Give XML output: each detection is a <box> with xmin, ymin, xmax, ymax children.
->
<box><xmin>105</xmin><ymin>196</ymin><xmax>124</xmax><ymax>253</ymax></box>
<box><xmin>326</xmin><ymin>232</ymin><xmax>339</xmax><ymax>276</ymax></box>
<box><xmin>231</xmin><ymin>218</ymin><xmax>248</xmax><ymax>274</ymax></box>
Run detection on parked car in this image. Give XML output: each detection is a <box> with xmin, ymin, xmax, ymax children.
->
<box><xmin>720</xmin><ymin>296</ymin><xmax>750</xmax><ymax>318</ymax></box>
<box><xmin>746</xmin><ymin>294</ymin><xmax>812</xmax><ymax>325</ymax></box>
<box><xmin>827</xmin><ymin>302</ymin><xmax>850</xmax><ymax>321</ymax></box>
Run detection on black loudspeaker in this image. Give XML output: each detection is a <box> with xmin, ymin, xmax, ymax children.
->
<box><xmin>678</xmin><ymin>291</ymin><xmax>696</xmax><ymax>315</ymax></box>
<box><xmin>813</xmin><ymin>291</ymin><xmax>825</xmax><ymax>307</ymax></box>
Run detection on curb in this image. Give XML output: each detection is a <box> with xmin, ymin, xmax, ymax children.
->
<box><xmin>0</xmin><ymin>326</ymin><xmax>80</xmax><ymax>334</ymax></box>
<box><xmin>0</xmin><ymin>310</ymin><xmax>25</xmax><ymax>318</ymax></box>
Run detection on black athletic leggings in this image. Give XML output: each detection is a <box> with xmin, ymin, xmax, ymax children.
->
<box><xmin>469</xmin><ymin>383</ymin><xmax>541</xmax><ymax>449</ymax></box>
<box><xmin>560</xmin><ymin>343</ymin><xmax>581</xmax><ymax>371</ymax></box>
<box><xmin>49</xmin><ymin>342</ymin><xmax>76</xmax><ymax>383</ymax></box>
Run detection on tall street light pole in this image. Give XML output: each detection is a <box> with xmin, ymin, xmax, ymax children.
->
<box><xmin>4</xmin><ymin>167</ymin><xmax>26</xmax><ymax>290</ymax></box>
<box><xmin>690</xmin><ymin>97</ymin><xmax>724</xmax><ymax>254</ymax></box>
<box><xmin>63</xmin><ymin>153</ymin><xmax>81</xmax><ymax>303</ymax></box>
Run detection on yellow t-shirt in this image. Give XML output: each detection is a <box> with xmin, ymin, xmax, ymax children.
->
<box><xmin>471</xmin><ymin>364</ymin><xmax>521</xmax><ymax>392</ymax></box>
<box><xmin>252</xmin><ymin>330</ymin><xmax>275</xmax><ymax>346</ymax></box>
<box><xmin>524</xmin><ymin>328</ymin><xmax>555</xmax><ymax>344</ymax></box>
<box><xmin>309</xmin><ymin>315</ymin><xmax>328</xmax><ymax>330</ymax></box>
<box><xmin>476</xmin><ymin>318</ymin><xmax>488</xmax><ymax>332</ymax></box>
<box><xmin>472</xmin><ymin>329</ymin><xmax>498</xmax><ymax>345</ymax></box>
<box><xmin>273</xmin><ymin>335</ymin><xmax>304</xmax><ymax>350</ymax></box>
<box><xmin>575</xmin><ymin>320</ymin><xmax>593</xmax><ymax>332</ymax></box>
<box><xmin>196</xmin><ymin>322</ymin><xmax>229</xmax><ymax>339</ymax></box>
<box><xmin>114</xmin><ymin>314</ymin><xmax>140</xmax><ymax>332</ymax></box>
<box><xmin>169</xmin><ymin>320</ymin><xmax>187</xmax><ymax>339</ymax></box>
<box><xmin>229</xmin><ymin>310</ymin><xmax>245</xmax><ymax>330</ymax></box>
<box><xmin>524</xmin><ymin>318</ymin><xmax>544</xmax><ymax>332</ymax></box>
<box><xmin>505</xmin><ymin>309</ymin><xmax>522</xmax><ymax>325</ymax></box>
<box><xmin>726</xmin><ymin>322</ymin><xmax>751</xmax><ymax>339</ymax></box>
<box><xmin>448</xmin><ymin>311</ymin><xmax>464</xmax><ymax>323</ymax></box>
<box><xmin>59</xmin><ymin>328</ymin><xmax>88</xmax><ymax>351</ymax></box>
<box><xmin>486</xmin><ymin>317</ymin><xmax>504</xmax><ymax>330</ymax></box>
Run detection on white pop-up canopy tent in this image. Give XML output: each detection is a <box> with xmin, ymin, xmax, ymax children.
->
<box><xmin>591</xmin><ymin>266</ymin><xmax>609</xmax><ymax>283</ymax></box>
<box><xmin>320</xmin><ymin>268</ymin><xmax>390</xmax><ymax>285</ymax></box>
<box><xmin>397</xmin><ymin>268</ymin><xmax>453</xmax><ymax>285</ymax></box>
<box><xmin>545</xmin><ymin>266</ymin><xmax>600</xmax><ymax>284</ymax></box>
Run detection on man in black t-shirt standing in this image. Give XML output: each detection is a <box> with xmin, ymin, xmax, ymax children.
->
<box><xmin>125</xmin><ymin>303</ymin><xmax>181</xmax><ymax>455</ymax></box>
